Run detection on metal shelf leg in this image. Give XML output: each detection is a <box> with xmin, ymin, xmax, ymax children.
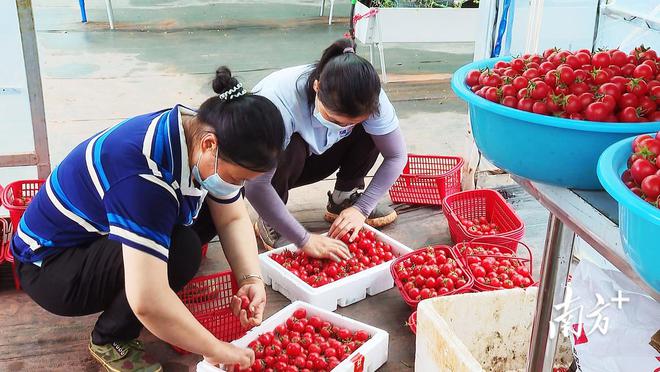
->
<box><xmin>527</xmin><ymin>213</ymin><xmax>575</xmax><ymax>372</ymax></box>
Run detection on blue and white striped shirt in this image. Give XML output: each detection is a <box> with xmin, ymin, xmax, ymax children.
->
<box><xmin>11</xmin><ymin>105</ymin><xmax>240</xmax><ymax>263</ymax></box>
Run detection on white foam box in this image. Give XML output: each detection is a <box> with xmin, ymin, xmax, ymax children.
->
<box><xmin>415</xmin><ymin>287</ymin><xmax>573</xmax><ymax>372</ymax></box>
<box><xmin>259</xmin><ymin>224</ymin><xmax>413</xmax><ymax>311</ymax></box>
<box><xmin>197</xmin><ymin>301</ymin><xmax>390</xmax><ymax>372</ymax></box>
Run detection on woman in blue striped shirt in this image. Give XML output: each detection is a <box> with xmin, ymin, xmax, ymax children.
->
<box><xmin>11</xmin><ymin>67</ymin><xmax>284</xmax><ymax>372</ymax></box>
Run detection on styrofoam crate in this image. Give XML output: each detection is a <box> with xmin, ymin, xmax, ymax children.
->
<box><xmin>415</xmin><ymin>288</ymin><xmax>572</xmax><ymax>371</ymax></box>
<box><xmin>259</xmin><ymin>224</ymin><xmax>413</xmax><ymax>311</ymax></box>
<box><xmin>197</xmin><ymin>301</ymin><xmax>390</xmax><ymax>372</ymax></box>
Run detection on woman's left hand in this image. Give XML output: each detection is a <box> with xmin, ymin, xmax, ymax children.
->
<box><xmin>328</xmin><ymin>206</ymin><xmax>366</xmax><ymax>242</ymax></box>
<box><xmin>231</xmin><ymin>279</ymin><xmax>266</xmax><ymax>328</ymax></box>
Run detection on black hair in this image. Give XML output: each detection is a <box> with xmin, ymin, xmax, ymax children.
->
<box><xmin>304</xmin><ymin>39</ymin><xmax>381</xmax><ymax>118</ymax></box>
<box><xmin>197</xmin><ymin>66</ymin><xmax>285</xmax><ymax>172</ymax></box>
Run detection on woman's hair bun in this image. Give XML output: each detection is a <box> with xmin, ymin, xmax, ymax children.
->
<box><xmin>212</xmin><ymin>66</ymin><xmax>239</xmax><ymax>95</ymax></box>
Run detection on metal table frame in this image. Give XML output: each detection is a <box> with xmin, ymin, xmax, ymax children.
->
<box><xmin>515</xmin><ymin>177</ymin><xmax>659</xmax><ymax>371</ymax></box>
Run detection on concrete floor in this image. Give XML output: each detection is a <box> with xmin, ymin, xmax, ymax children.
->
<box><xmin>0</xmin><ymin>1</ymin><xmax>551</xmax><ymax>371</ymax></box>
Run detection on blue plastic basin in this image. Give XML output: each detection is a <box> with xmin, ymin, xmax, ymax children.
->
<box><xmin>451</xmin><ymin>57</ymin><xmax>660</xmax><ymax>190</ymax></box>
<box><xmin>598</xmin><ymin>136</ymin><xmax>660</xmax><ymax>292</ymax></box>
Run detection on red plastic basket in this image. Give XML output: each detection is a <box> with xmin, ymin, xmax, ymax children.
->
<box><xmin>391</xmin><ymin>245</ymin><xmax>474</xmax><ymax>309</ymax></box>
<box><xmin>454</xmin><ymin>237</ymin><xmax>535</xmax><ymax>292</ymax></box>
<box><xmin>1</xmin><ymin>179</ymin><xmax>46</xmax><ymax>232</ymax></box>
<box><xmin>442</xmin><ymin>189</ymin><xmax>524</xmax><ymax>250</ymax></box>
<box><xmin>408</xmin><ymin>311</ymin><xmax>417</xmax><ymax>334</ymax></box>
<box><xmin>389</xmin><ymin>154</ymin><xmax>463</xmax><ymax>206</ymax></box>
<box><xmin>172</xmin><ymin>270</ymin><xmax>246</xmax><ymax>353</ymax></box>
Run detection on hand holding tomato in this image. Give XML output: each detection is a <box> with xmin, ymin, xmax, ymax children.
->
<box><xmin>231</xmin><ymin>279</ymin><xmax>266</xmax><ymax>328</ymax></box>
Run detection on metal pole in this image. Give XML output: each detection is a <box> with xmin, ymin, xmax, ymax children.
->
<box><xmin>15</xmin><ymin>0</ymin><xmax>51</xmax><ymax>179</ymax></box>
<box><xmin>591</xmin><ymin>0</ymin><xmax>604</xmax><ymax>52</ymax></box>
<box><xmin>527</xmin><ymin>214</ymin><xmax>576</xmax><ymax>372</ymax></box>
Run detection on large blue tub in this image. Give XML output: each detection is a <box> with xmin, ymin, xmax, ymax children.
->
<box><xmin>451</xmin><ymin>57</ymin><xmax>660</xmax><ymax>190</ymax></box>
<box><xmin>598</xmin><ymin>136</ymin><xmax>660</xmax><ymax>292</ymax></box>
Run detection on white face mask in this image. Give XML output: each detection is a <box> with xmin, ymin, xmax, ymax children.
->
<box><xmin>313</xmin><ymin>106</ymin><xmax>347</xmax><ymax>132</ymax></box>
<box><xmin>191</xmin><ymin>149</ymin><xmax>244</xmax><ymax>199</ymax></box>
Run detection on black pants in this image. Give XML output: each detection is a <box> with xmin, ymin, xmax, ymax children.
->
<box><xmin>271</xmin><ymin>125</ymin><xmax>379</xmax><ymax>203</ymax></box>
<box><xmin>16</xmin><ymin>203</ymin><xmax>218</xmax><ymax>345</ymax></box>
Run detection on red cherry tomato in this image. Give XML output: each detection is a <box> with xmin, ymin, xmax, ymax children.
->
<box><xmin>592</xmin><ymin>52</ymin><xmax>612</xmax><ymax>68</ymax></box>
<box><xmin>633</xmin><ymin>64</ymin><xmax>654</xmax><ymax>80</ymax></box>
<box><xmin>584</xmin><ymin>102</ymin><xmax>609</xmax><ymax>121</ymax></box>
<box><xmin>631</xmin><ymin>159</ymin><xmax>658</xmax><ymax>185</ymax></box>
<box><xmin>465</xmin><ymin>69</ymin><xmax>482</xmax><ymax>87</ymax></box>
<box><xmin>641</xmin><ymin>175</ymin><xmax>660</xmax><ymax>200</ymax></box>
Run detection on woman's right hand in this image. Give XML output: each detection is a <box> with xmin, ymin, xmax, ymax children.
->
<box><xmin>204</xmin><ymin>342</ymin><xmax>255</xmax><ymax>370</ymax></box>
<box><xmin>301</xmin><ymin>234</ymin><xmax>351</xmax><ymax>262</ymax></box>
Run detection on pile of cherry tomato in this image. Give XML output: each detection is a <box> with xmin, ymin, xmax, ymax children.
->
<box><xmin>465</xmin><ymin>45</ymin><xmax>659</xmax><ymax>122</ymax></box>
<box><xmin>270</xmin><ymin>229</ymin><xmax>398</xmax><ymax>288</ymax></box>
<box><xmin>622</xmin><ymin>131</ymin><xmax>660</xmax><ymax>208</ymax></box>
<box><xmin>460</xmin><ymin>216</ymin><xmax>502</xmax><ymax>236</ymax></box>
<box><xmin>392</xmin><ymin>246</ymin><xmax>471</xmax><ymax>303</ymax></box>
<box><xmin>238</xmin><ymin>307</ymin><xmax>370</xmax><ymax>372</ymax></box>
<box><xmin>456</xmin><ymin>244</ymin><xmax>534</xmax><ymax>290</ymax></box>
<box><xmin>12</xmin><ymin>196</ymin><xmax>32</xmax><ymax>207</ymax></box>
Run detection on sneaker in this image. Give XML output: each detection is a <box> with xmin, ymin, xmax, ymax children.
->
<box><xmin>254</xmin><ymin>217</ymin><xmax>290</xmax><ymax>250</ymax></box>
<box><xmin>324</xmin><ymin>191</ymin><xmax>397</xmax><ymax>228</ymax></box>
<box><xmin>89</xmin><ymin>338</ymin><xmax>162</xmax><ymax>372</ymax></box>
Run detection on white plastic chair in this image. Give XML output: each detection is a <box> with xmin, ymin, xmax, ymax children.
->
<box><xmin>319</xmin><ymin>0</ymin><xmax>336</xmax><ymax>24</ymax></box>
